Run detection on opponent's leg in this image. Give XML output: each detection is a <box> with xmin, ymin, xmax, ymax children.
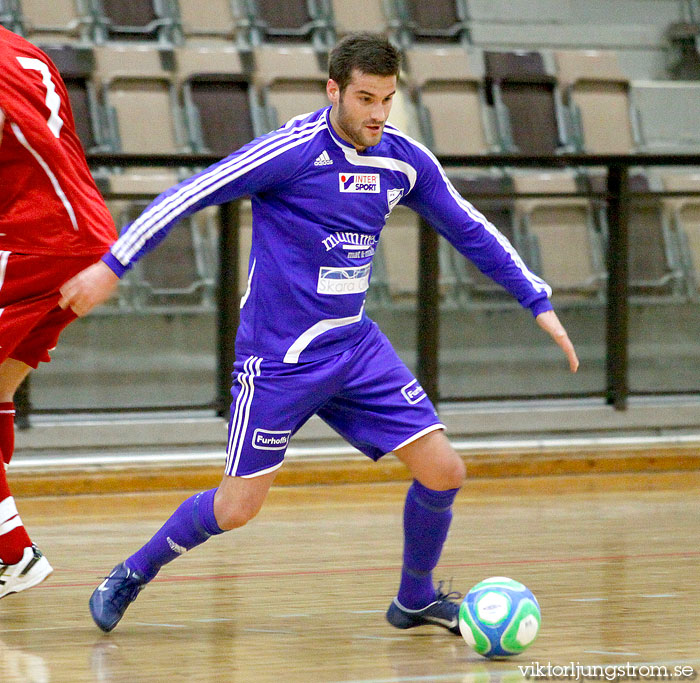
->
<box><xmin>0</xmin><ymin>358</ymin><xmax>30</xmax><ymax>464</ymax></box>
<box><xmin>0</xmin><ymin>359</ymin><xmax>52</xmax><ymax>598</ymax></box>
<box><xmin>89</xmin><ymin>471</ymin><xmax>276</xmax><ymax>632</ymax></box>
<box><xmin>387</xmin><ymin>429</ymin><xmax>465</xmax><ymax>634</ymax></box>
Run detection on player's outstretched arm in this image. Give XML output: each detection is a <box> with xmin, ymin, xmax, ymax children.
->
<box><xmin>535</xmin><ymin>310</ymin><xmax>579</xmax><ymax>373</ymax></box>
<box><xmin>59</xmin><ymin>260</ymin><xmax>120</xmax><ymax>317</ymax></box>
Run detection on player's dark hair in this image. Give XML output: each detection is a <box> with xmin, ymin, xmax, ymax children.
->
<box><xmin>328</xmin><ymin>33</ymin><xmax>401</xmax><ymax>93</ymax></box>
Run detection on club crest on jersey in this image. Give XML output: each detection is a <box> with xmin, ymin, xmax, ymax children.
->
<box><xmin>385</xmin><ymin>188</ymin><xmax>404</xmax><ymax>218</ymax></box>
<box><xmin>252</xmin><ymin>429</ymin><xmax>291</xmax><ymax>450</ymax></box>
<box><xmin>339</xmin><ymin>173</ymin><xmax>380</xmax><ymax>193</ymax></box>
<box><xmin>401</xmin><ymin>379</ymin><xmax>427</xmax><ymax>405</ymax></box>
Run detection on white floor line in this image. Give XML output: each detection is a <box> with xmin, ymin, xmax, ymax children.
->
<box><xmin>10</xmin><ymin>431</ymin><xmax>700</xmax><ymax>472</ymax></box>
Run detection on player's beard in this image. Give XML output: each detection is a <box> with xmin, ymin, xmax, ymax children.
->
<box><xmin>335</xmin><ymin>97</ymin><xmax>385</xmax><ymax>150</ymax></box>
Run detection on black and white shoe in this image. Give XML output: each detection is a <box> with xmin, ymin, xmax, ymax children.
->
<box><xmin>0</xmin><ymin>545</ymin><xmax>53</xmax><ymax>599</ymax></box>
<box><xmin>386</xmin><ymin>584</ymin><xmax>462</xmax><ymax>635</ymax></box>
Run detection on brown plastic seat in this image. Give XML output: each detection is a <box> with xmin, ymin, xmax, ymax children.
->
<box><xmin>484</xmin><ymin>51</ymin><xmax>565</xmax><ymax>155</ymax></box>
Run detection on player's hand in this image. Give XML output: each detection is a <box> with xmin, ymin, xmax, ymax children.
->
<box><xmin>535</xmin><ymin>310</ymin><xmax>579</xmax><ymax>373</ymax></box>
<box><xmin>58</xmin><ymin>260</ymin><xmax>120</xmax><ymax>317</ymax></box>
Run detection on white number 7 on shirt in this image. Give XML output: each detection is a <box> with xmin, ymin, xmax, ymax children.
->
<box><xmin>16</xmin><ymin>57</ymin><xmax>64</xmax><ymax>139</ymax></box>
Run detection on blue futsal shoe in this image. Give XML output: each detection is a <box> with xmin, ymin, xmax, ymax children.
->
<box><xmin>89</xmin><ymin>562</ymin><xmax>147</xmax><ymax>632</ymax></box>
<box><xmin>386</xmin><ymin>584</ymin><xmax>462</xmax><ymax>635</ymax></box>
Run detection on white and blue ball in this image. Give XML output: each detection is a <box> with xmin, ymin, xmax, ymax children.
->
<box><xmin>459</xmin><ymin>577</ymin><xmax>541</xmax><ymax>659</ymax></box>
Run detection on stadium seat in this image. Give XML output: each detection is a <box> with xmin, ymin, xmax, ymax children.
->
<box><xmin>176</xmin><ymin>0</ymin><xmax>238</xmax><ymax>45</ymax></box>
<box><xmin>484</xmin><ymin>50</ymin><xmax>567</xmax><ymax>155</ymax></box>
<box><xmin>235</xmin><ymin>200</ymin><xmax>252</xmax><ymax>297</ymax></box>
<box><xmin>376</xmin><ymin>204</ymin><xmax>459</xmax><ymax>308</ymax></box>
<box><xmin>666</xmin><ymin>19</ymin><xmax>700</xmax><ymax>80</ymax></box>
<box><xmin>512</xmin><ymin>171</ymin><xmax>606</xmax><ymax>300</ymax></box>
<box><xmin>0</xmin><ymin>1</ymin><xmax>21</xmax><ymax>33</ymax></box>
<box><xmin>631</xmin><ymin>80</ymin><xmax>700</xmax><ymax>152</ymax></box>
<box><xmin>466</xmin><ymin>0</ymin><xmax>676</xmax><ymax>53</ymax></box>
<box><xmin>555</xmin><ymin>49</ymin><xmax>636</xmax><ymax>154</ymax></box>
<box><xmin>107</xmin><ymin>172</ymin><xmax>217</xmax><ymax>310</ymax></box>
<box><xmin>327</xmin><ymin>0</ymin><xmax>394</xmax><ymax>39</ymax></box>
<box><xmin>404</xmin><ymin>46</ymin><xmax>493</xmax><ymax>155</ymax></box>
<box><xmin>238</xmin><ymin>0</ymin><xmax>330</xmax><ymax>49</ymax></box>
<box><xmin>589</xmin><ymin>172</ymin><xmax>684</xmax><ymax>299</ymax></box>
<box><xmin>397</xmin><ymin>0</ymin><xmax>470</xmax><ymax>44</ymax></box>
<box><xmin>93</xmin><ymin>0</ymin><xmax>178</xmax><ymax>44</ymax></box>
<box><xmin>253</xmin><ymin>45</ymin><xmax>328</xmax><ymax>129</ymax></box>
<box><xmin>95</xmin><ymin>45</ymin><xmax>184</xmax><ymax>154</ymax></box>
<box><xmin>377</xmin><ymin>205</ymin><xmax>421</xmax><ymax>305</ymax></box>
<box><xmin>17</xmin><ymin>0</ymin><xmax>94</xmax><ymax>43</ymax></box>
<box><xmin>385</xmin><ymin>81</ymin><xmax>424</xmax><ymax>143</ymax></box>
<box><xmin>176</xmin><ymin>46</ymin><xmax>261</xmax><ymax>155</ymax></box>
<box><xmin>660</xmin><ymin>172</ymin><xmax>700</xmax><ymax>299</ymax></box>
<box><xmin>447</xmin><ymin>174</ymin><xmax>522</xmax><ymax>303</ymax></box>
<box><xmin>39</xmin><ymin>44</ymin><xmax>105</xmax><ymax>152</ymax></box>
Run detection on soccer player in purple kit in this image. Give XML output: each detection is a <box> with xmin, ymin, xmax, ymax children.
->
<box><xmin>60</xmin><ymin>33</ymin><xmax>579</xmax><ymax>634</ymax></box>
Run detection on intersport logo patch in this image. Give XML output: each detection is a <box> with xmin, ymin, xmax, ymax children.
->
<box><xmin>339</xmin><ymin>173</ymin><xmax>380</xmax><ymax>193</ymax></box>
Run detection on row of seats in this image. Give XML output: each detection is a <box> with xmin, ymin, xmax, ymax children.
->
<box><xmin>409</xmin><ymin>46</ymin><xmax>700</xmax><ymax>156</ymax></box>
<box><xmin>29</xmin><ymin>40</ymin><xmax>698</xmax><ymax>313</ymax></box>
<box><xmin>104</xmin><ymin>167</ymin><xmax>700</xmax><ymax>315</ymax></box>
<box><xmin>1</xmin><ymin>0</ymin><xmax>694</xmax><ymax>52</ymax></box>
<box><xmin>3</xmin><ymin>18</ymin><xmax>699</xmax><ymax>312</ymax></box>
<box><xmin>1</xmin><ymin>0</ymin><xmax>467</xmax><ymax>47</ymax></box>
<box><xmin>381</xmin><ymin>170</ymin><xmax>700</xmax><ymax>309</ymax></box>
<box><xmin>35</xmin><ymin>41</ymin><xmax>700</xmax><ymax>162</ymax></box>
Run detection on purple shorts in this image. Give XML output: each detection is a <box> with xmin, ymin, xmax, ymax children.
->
<box><xmin>225</xmin><ymin>322</ymin><xmax>445</xmax><ymax>477</ymax></box>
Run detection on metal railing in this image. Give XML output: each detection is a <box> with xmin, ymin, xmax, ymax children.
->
<box><xmin>15</xmin><ymin>152</ymin><xmax>700</xmax><ymax>425</ymax></box>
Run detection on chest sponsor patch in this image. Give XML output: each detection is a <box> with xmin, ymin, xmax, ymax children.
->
<box><xmin>252</xmin><ymin>428</ymin><xmax>291</xmax><ymax>450</ymax></box>
<box><xmin>317</xmin><ymin>263</ymin><xmax>371</xmax><ymax>295</ymax></box>
<box><xmin>339</xmin><ymin>173</ymin><xmax>380</xmax><ymax>193</ymax></box>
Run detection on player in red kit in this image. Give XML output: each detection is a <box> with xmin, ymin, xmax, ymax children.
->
<box><xmin>0</xmin><ymin>26</ymin><xmax>117</xmax><ymax>597</ymax></box>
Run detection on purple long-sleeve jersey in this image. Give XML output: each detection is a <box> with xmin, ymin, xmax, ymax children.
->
<box><xmin>104</xmin><ymin>106</ymin><xmax>552</xmax><ymax>363</ymax></box>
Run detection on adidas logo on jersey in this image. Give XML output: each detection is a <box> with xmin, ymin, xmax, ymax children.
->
<box><xmin>314</xmin><ymin>150</ymin><xmax>333</xmax><ymax>166</ymax></box>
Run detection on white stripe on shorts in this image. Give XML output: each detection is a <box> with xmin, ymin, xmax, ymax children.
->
<box><xmin>225</xmin><ymin>356</ymin><xmax>262</xmax><ymax>476</ymax></box>
<box><xmin>239</xmin><ymin>460</ymin><xmax>284</xmax><ymax>479</ymax></box>
<box><xmin>0</xmin><ymin>251</ymin><xmax>10</xmax><ymax>291</ymax></box>
<box><xmin>0</xmin><ymin>250</ymin><xmax>10</xmax><ymax>319</ymax></box>
<box><xmin>390</xmin><ymin>423</ymin><xmax>446</xmax><ymax>454</ymax></box>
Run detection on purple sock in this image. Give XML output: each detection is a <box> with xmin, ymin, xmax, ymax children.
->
<box><xmin>397</xmin><ymin>480</ymin><xmax>459</xmax><ymax>610</ymax></box>
<box><xmin>125</xmin><ymin>488</ymin><xmax>223</xmax><ymax>582</ymax></box>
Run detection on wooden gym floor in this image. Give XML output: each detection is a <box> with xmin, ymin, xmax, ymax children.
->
<box><xmin>1</xmin><ymin>459</ymin><xmax>699</xmax><ymax>683</ymax></box>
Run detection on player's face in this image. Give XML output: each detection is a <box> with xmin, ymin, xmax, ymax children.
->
<box><xmin>327</xmin><ymin>70</ymin><xmax>397</xmax><ymax>151</ymax></box>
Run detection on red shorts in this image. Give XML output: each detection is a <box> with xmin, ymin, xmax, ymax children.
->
<box><xmin>0</xmin><ymin>251</ymin><xmax>102</xmax><ymax>368</ymax></box>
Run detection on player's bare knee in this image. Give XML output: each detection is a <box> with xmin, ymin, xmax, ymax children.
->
<box><xmin>431</xmin><ymin>452</ymin><xmax>465</xmax><ymax>490</ymax></box>
<box><xmin>446</xmin><ymin>455</ymin><xmax>466</xmax><ymax>489</ymax></box>
<box><xmin>215</xmin><ymin>501</ymin><xmax>260</xmax><ymax>531</ymax></box>
<box><xmin>213</xmin><ymin>492</ymin><xmax>264</xmax><ymax>530</ymax></box>
<box><xmin>434</xmin><ymin>442</ymin><xmax>466</xmax><ymax>489</ymax></box>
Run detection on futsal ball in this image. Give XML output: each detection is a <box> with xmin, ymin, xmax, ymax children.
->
<box><xmin>459</xmin><ymin>576</ymin><xmax>541</xmax><ymax>659</ymax></box>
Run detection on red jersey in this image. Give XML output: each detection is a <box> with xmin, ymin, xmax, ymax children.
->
<box><xmin>0</xmin><ymin>26</ymin><xmax>117</xmax><ymax>255</ymax></box>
